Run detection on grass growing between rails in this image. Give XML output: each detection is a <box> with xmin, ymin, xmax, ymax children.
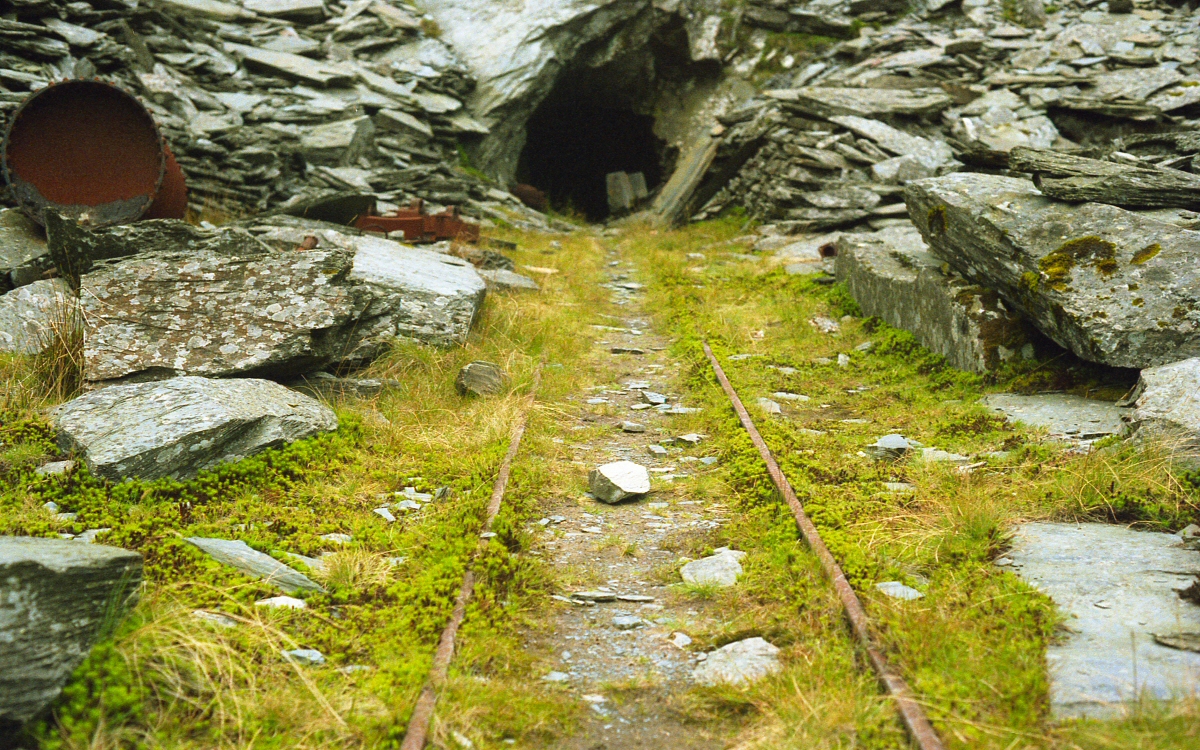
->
<box><xmin>608</xmin><ymin>218</ymin><xmax>1200</xmax><ymax>749</ymax></box>
<box><xmin>0</xmin><ymin>229</ymin><xmax>614</xmax><ymax>749</ymax></box>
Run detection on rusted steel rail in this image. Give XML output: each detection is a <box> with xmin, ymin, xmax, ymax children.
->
<box><xmin>399</xmin><ymin>368</ymin><xmax>541</xmax><ymax>750</ymax></box>
<box><xmin>702</xmin><ymin>342</ymin><xmax>946</xmax><ymax>750</ymax></box>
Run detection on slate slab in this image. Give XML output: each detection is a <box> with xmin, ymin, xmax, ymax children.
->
<box><xmin>186</xmin><ymin>538</ymin><xmax>321</xmax><ymax>594</ymax></box>
<box><xmin>0</xmin><ymin>537</ymin><xmax>142</xmax><ymax>724</ymax></box>
<box><xmin>54</xmin><ymin>376</ymin><xmax>338</xmax><ymax>481</ymax></box>
<box><xmin>0</xmin><ymin>278</ymin><xmax>73</xmax><ymax>355</ymax></box>
<box><xmin>681</xmin><ymin>548</ymin><xmax>746</xmax><ymax>587</ymax></box>
<box><xmin>981</xmin><ymin>393</ymin><xmax>1129</xmax><ymax>440</ymax></box>
<box><xmin>906</xmin><ymin>173</ymin><xmax>1200</xmax><ymax>368</ymax></box>
<box><xmin>1007</xmin><ymin>522</ymin><xmax>1200</xmax><ymax>717</ymax></box>
<box><xmin>835</xmin><ymin>225</ymin><xmax>1033</xmax><ymax>373</ymax></box>
<box><xmin>589</xmin><ymin>461</ymin><xmax>651</xmax><ymax>504</ymax></box>
<box><xmin>692</xmin><ymin>637</ymin><xmax>782</xmax><ymax>686</ymax></box>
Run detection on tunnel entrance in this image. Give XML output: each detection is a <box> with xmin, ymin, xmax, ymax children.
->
<box><xmin>518</xmin><ymin>96</ymin><xmax>665</xmax><ymax>221</ymax></box>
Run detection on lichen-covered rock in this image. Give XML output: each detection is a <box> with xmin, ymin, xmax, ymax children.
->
<box><xmin>906</xmin><ymin>173</ymin><xmax>1200</xmax><ymax>369</ymax></box>
<box><xmin>834</xmin><ymin>224</ymin><xmax>1033</xmax><ymax>372</ymax></box>
<box><xmin>0</xmin><ymin>278</ymin><xmax>74</xmax><ymax>355</ymax></box>
<box><xmin>54</xmin><ymin>376</ymin><xmax>338</xmax><ymax>481</ymax></box>
<box><xmin>252</xmin><ymin>222</ymin><xmax>487</xmax><ymax>358</ymax></box>
<box><xmin>79</xmin><ymin>244</ymin><xmax>371</xmax><ymax>383</ymax></box>
<box><xmin>0</xmin><ymin>537</ymin><xmax>142</xmax><ymax>725</ymax></box>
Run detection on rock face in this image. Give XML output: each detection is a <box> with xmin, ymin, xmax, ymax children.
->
<box><xmin>185</xmin><ymin>538</ymin><xmax>322</xmax><ymax>594</ymax></box>
<box><xmin>1125</xmin><ymin>358</ymin><xmax>1200</xmax><ymax>454</ymax></box>
<box><xmin>0</xmin><ymin>278</ymin><xmax>74</xmax><ymax>355</ymax></box>
<box><xmin>425</xmin><ymin>0</ymin><xmax>735</xmax><ymax>180</ymax></box>
<box><xmin>54</xmin><ymin>377</ymin><xmax>338</xmax><ymax>481</ymax></box>
<box><xmin>906</xmin><ymin>173</ymin><xmax>1200</xmax><ymax>369</ymax></box>
<box><xmin>835</xmin><ymin>224</ymin><xmax>1033</xmax><ymax>373</ymax></box>
<box><xmin>1006</xmin><ymin>523</ymin><xmax>1200</xmax><ymax>718</ymax></box>
<box><xmin>692</xmin><ymin>637</ymin><xmax>782</xmax><ymax>686</ymax></box>
<box><xmin>588</xmin><ymin>461</ymin><xmax>651</xmax><ymax>504</ymax></box>
<box><xmin>0</xmin><ymin>538</ymin><xmax>142</xmax><ymax>725</ymax></box>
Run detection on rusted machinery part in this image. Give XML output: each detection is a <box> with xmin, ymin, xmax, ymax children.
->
<box><xmin>701</xmin><ymin>342</ymin><xmax>948</xmax><ymax>750</ymax></box>
<box><xmin>354</xmin><ymin>200</ymin><xmax>481</xmax><ymax>243</ymax></box>
<box><xmin>144</xmin><ymin>142</ymin><xmax>188</xmax><ymax>220</ymax></box>
<box><xmin>2</xmin><ymin>79</ymin><xmax>165</xmax><ymax>227</ymax></box>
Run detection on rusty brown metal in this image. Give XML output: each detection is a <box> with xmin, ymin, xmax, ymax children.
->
<box><xmin>143</xmin><ymin>142</ymin><xmax>188</xmax><ymax>220</ymax></box>
<box><xmin>701</xmin><ymin>342</ymin><xmax>947</xmax><ymax>750</ymax></box>
<box><xmin>354</xmin><ymin>199</ymin><xmax>480</xmax><ymax>243</ymax></box>
<box><xmin>399</xmin><ymin>367</ymin><xmax>541</xmax><ymax>750</ymax></box>
<box><xmin>3</xmin><ymin>79</ymin><xmax>168</xmax><ymax>227</ymax></box>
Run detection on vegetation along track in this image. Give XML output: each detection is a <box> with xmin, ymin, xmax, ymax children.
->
<box><xmin>3</xmin><ymin>219</ymin><xmax>1199</xmax><ymax>749</ymax></box>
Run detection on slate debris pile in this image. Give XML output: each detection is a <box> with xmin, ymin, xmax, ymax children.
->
<box><xmin>0</xmin><ymin>0</ymin><xmax>537</xmax><ymax>222</ymax></box>
<box><xmin>696</xmin><ymin>1</ymin><xmax>1200</xmax><ymax>229</ymax></box>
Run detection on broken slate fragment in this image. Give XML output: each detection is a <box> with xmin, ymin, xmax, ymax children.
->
<box><xmin>867</xmin><ymin>434</ymin><xmax>912</xmax><ymax>460</ymax></box>
<box><xmin>588</xmin><ymin>461</ymin><xmax>651</xmax><ymax>503</ymax></box>
<box><xmin>692</xmin><ymin>637</ymin><xmax>782</xmax><ymax>686</ymax></box>
<box><xmin>186</xmin><ymin>538</ymin><xmax>322</xmax><ymax>594</ymax></box>
<box><xmin>875</xmin><ymin>581</ymin><xmax>924</xmax><ymax>600</ymax></box>
<box><xmin>757</xmin><ymin>398</ymin><xmax>782</xmax><ymax>415</ymax></box>
<box><xmin>1124</xmin><ymin>358</ymin><xmax>1200</xmax><ymax>457</ymax></box>
<box><xmin>456</xmin><ymin>361</ymin><xmax>509</xmax><ymax>397</ymax></box>
<box><xmin>283</xmin><ymin>648</ymin><xmax>326</xmax><ymax>666</ymax></box>
<box><xmin>681</xmin><ymin>548</ymin><xmax>746</xmax><ymax>588</ymax></box>
<box><xmin>256</xmin><ymin>596</ymin><xmax>307</xmax><ymax>609</ymax></box>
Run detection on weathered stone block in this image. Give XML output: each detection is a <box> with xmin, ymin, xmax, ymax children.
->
<box><xmin>906</xmin><ymin>173</ymin><xmax>1200</xmax><ymax>368</ymax></box>
<box><xmin>0</xmin><ymin>537</ymin><xmax>142</xmax><ymax>725</ymax></box>
<box><xmin>835</xmin><ymin>224</ymin><xmax>1032</xmax><ymax>372</ymax></box>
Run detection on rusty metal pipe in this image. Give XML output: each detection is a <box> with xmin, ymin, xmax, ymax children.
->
<box><xmin>2</xmin><ymin>79</ymin><xmax>184</xmax><ymax>226</ymax></box>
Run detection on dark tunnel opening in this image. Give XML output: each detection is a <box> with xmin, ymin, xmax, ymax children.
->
<box><xmin>518</xmin><ymin>95</ymin><xmax>666</xmax><ymax>222</ymax></box>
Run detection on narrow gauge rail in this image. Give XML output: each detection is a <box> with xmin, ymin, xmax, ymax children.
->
<box><xmin>702</xmin><ymin>342</ymin><xmax>946</xmax><ymax>750</ymax></box>
<box><xmin>400</xmin><ymin>369</ymin><xmax>541</xmax><ymax>750</ymax></box>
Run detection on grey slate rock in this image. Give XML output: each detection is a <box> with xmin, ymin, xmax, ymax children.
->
<box><xmin>982</xmin><ymin>393</ymin><xmax>1128</xmax><ymax>441</ymax></box>
<box><xmin>186</xmin><ymin>537</ymin><xmax>322</xmax><ymax>594</ymax></box>
<box><xmin>1007</xmin><ymin>522</ymin><xmax>1200</xmax><ymax>717</ymax></box>
<box><xmin>681</xmin><ymin>548</ymin><xmax>746</xmax><ymax>587</ymax></box>
<box><xmin>478</xmin><ymin>268</ymin><xmax>539</xmax><ymax>291</ymax></box>
<box><xmin>0</xmin><ymin>537</ymin><xmax>142</xmax><ymax>724</ymax></box>
<box><xmin>455</xmin><ymin>361</ymin><xmax>509</xmax><ymax>396</ymax></box>
<box><xmin>588</xmin><ymin>461</ymin><xmax>651</xmax><ymax>504</ymax></box>
<box><xmin>1125</xmin><ymin>358</ymin><xmax>1200</xmax><ymax>457</ymax></box>
<box><xmin>875</xmin><ymin>581</ymin><xmax>924</xmax><ymax>600</ymax></box>
<box><xmin>906</xmin><ymin>173</ymin><xmax>1200</xmax><ymax>369</ymax></box>
<box><xmin>692</xmin><ymin>637</ymin><xmax>782</xmax><ymax>686</ymax></box>
<box><xmin>80</xmin><ymin>243</ymin><xmax>370</xmax><ymax>383</ymax></box>
<box><xmin>0</xmin><ymin>278</ymin><xmax>74</xmax><ymax>355</ymax></box>
<box><xmin>0</xmin><ymin>208</ymin><xmax>49</xmax><ymax>290</ymax></box>
<box><xmin>834</xmin><ymin>225</ymin><xmax>1032</xmax><ymax>373</ymax></box>
<box><xmin>54</xmin><ymin>376</ymin><xmax>338</xmax><ymax>481</ymax></box>
<box><xmin>867</xmin><ymin>434</ymin><xmax>912</xmax><ymax>460</ymax></box>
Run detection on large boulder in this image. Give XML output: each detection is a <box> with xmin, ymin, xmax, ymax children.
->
<box><xmin>0</xmin><ymin>537</ymin><xmax>142</xmax><ymax>725</ymax></box>
<box><xmin>79</xmin><ymin>243</ymin><xmax>372</xmax><ymax>383</ymax></box>
<box><xmin>836</xmin><ymin>224</ymin><xmax>1034</xmax><ymax>372</ymax></box>
<box><xmin>0</xmin><ymin>278</ymin><xmax>74</xmax><ymax>355</ymax></box>
<box><xmin>53</xmin><ymin>376</ymin><xmax>338</xmax><ymax>481</ymax></box>
<box><xmin>905</xmin><ymin>173</ymin><xmax>1200</xmax><ymax>369</ymax></box>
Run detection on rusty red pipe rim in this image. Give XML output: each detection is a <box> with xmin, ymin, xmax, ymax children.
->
<box><xmin>2</xmin><ymin>79</ymin><xmax>167</xmax><ymax>227</ymax></box>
